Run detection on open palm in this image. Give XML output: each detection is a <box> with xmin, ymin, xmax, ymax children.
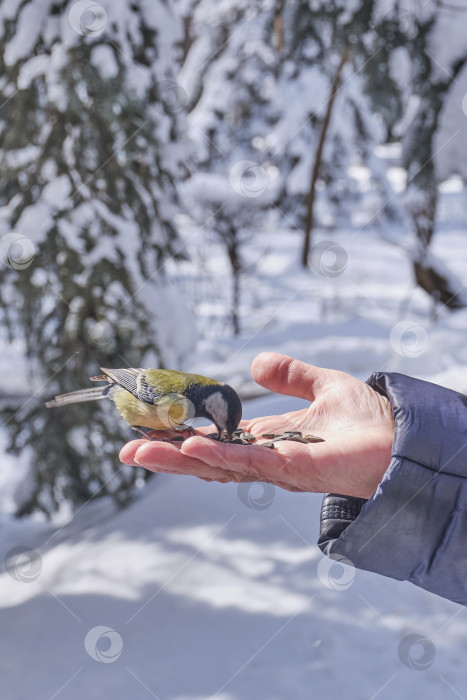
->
<box><xmin>120</xmin><ymin>353</ymin><xmax>395</xmax><ymax>499</ymax></box>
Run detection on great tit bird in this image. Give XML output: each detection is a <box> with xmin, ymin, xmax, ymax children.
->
<box><xmin>45</xmin><ymin>368</ymin><xmax>242</xmax><ymax>439</ymax></box>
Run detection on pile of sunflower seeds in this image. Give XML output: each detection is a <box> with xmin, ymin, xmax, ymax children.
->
<box><xmin>205</xmin><ymin>429</ymin><xmax>325</xmax><ymax>449</ymax></box>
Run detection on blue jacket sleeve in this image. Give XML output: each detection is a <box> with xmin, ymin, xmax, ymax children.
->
<box><xmin>318</xmin><ymin>372</ymin><xmax>467</xmax><ymax>606</ymax></box>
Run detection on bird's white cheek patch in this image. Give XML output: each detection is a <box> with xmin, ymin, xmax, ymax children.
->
<box><xmin>204</xmin><ymin>392</ymin><xmax>228</xmax><ymax>427</ymax></box>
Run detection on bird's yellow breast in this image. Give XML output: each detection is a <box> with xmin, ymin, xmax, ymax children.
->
<box><xmin>112</xmin><ymin>388</ymin><xmax>190</xmax><ymax>430</ymax></box>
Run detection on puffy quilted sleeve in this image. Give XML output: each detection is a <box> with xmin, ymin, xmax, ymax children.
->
<box><xmin>318</xmin><ymin>372</ymin><xmax>467</xmax><ymax>606</ymax></box>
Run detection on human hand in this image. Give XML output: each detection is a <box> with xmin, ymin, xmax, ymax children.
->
<box><xmin>119</xmin><ymin>352</ymin><xmax>395</xmax><ymax>499</ymax></box>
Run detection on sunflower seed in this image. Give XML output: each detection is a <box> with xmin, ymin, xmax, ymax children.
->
<box><xmin>203</xmin><ymin>428</ymin><xmax>324</xmax><ymax>446</ymax></box>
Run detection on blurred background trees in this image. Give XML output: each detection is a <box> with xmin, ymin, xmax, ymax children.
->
<box><xmin>179</xmin><ymin>0</ymin><xmax>467</xmax><ymax>310</ymax></box>
<box><xmin>0</xmin><ymin>0</ymin><xmax>192</xmax><ymax>514</ymax></box>
<box><xmin>0</xmin><ymin>0</ymin><xmax>466</xmax><ymax>514</ymax></box>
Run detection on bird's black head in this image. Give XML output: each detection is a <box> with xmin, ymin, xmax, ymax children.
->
<box><xmin>195</xmin><ymin>383</ymin><xmax>242</xmax><ymax>438</ymax></box>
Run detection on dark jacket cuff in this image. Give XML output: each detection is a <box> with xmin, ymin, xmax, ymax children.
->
<box><xmin>318</xmin><ymin>372</ymin><xmax>467</xmax><ymax>606</ymax></box>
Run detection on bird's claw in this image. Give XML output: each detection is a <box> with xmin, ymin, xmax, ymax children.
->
<box><xmin>174</xmin><ymin>424</ymin><xmax>197</xmax><ymax>436</ymax></box>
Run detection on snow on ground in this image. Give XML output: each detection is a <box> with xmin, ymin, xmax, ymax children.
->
<box><xmin>1</xmin><ymin>183</ymin><xmax>467</xmax><ymax>698</ymax></box>
<box><xmin>0</xmin><ymin>405</ymin><xmax>466</xmax><ymax>700</ymax></box>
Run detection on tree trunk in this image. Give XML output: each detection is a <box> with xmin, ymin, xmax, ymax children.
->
<box><xmin>413</xmin><ymin>260</ymin><xmax>465</xmax><ymax>310</ymax></box>
<box><xmin>274</xmin><ymin>0</ymin><xmax>284</xmax><ymax>53</ymax></box>
<box><xmin>227</xmin><ymin>235</ymin><xmax>241</xmax><ymax>335</ymax></box>
<box><xmin>302</xmin><ymin>47</ymin><xmax>349</xmax><ymax>267</ymax></box>
<box><xmin>403</xmin><ymin>53</ymin><xmax>467</xmax><ymax>309</ymax></box>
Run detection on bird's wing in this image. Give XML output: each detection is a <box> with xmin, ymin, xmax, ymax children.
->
<box><xmin>100</xmin><ymin>368</ymin><xmax>160</xmax><ymax>405</ymax></box>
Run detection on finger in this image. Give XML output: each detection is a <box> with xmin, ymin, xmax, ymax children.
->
<box><xmin>118</xmin><ymin>422</ymin><xmax>253</xmax><ymax>467</ymax></box>
<box><xmin>119</xmin><ymin>422</ymin><xmax>246</xmax><ymax>467</ymax></box>
<box><xmin>120</xmin><ymin>439</ymin><xmax>147</xmax><ymax>466</ymax></box>
<box><xmin>182</xmin><ymin>435</ymin><xmax>343</xmax><ymax>493</ymax></box>
<box><xmin>119</xmin><ymin>435</ymin><xmax>184</xmax><ymax>464</ymax></box>
<box><xmin>180</xmin><ymin>435</ymin><xmax>284</xmax><ymax>481</ymax></box>
<box><xmin>251</xmin><ymin>352</ymin><xmax>337</xmax><ymax>401</ymax></box>
<box><xmin>129</xmin><ymin>440</ymin><xmax>249</xmax><ymax>483</ymax></box>
<box><xmin>121</xmin><ymin>436</ymin><xmax>317</xmax><ymax>491</ymax></box>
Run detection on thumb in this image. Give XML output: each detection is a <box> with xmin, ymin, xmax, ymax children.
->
<box><xmin>251</xmin><ymin>352</ymin><xmax>335</xmax><ymax>401</ymax></box>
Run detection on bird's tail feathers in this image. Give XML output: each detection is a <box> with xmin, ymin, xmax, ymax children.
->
<box><xmin>45</xmin><ymin>385</ymin><xmax>113</xmax><ymax>408</ymax></box>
